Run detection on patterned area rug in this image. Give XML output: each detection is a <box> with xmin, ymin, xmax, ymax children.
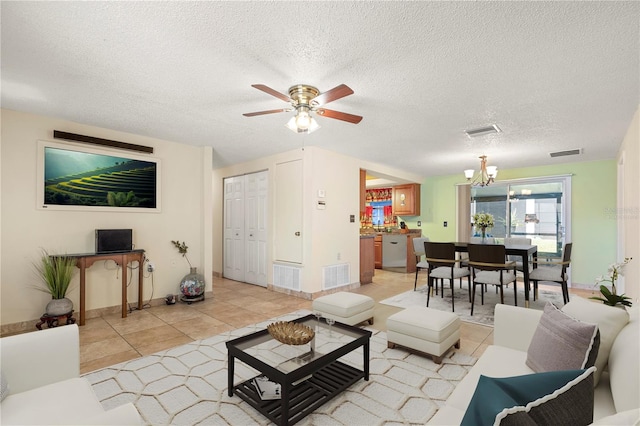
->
<box><xmin>83</xmin><ymin>310</ymin><xmax>476</xmax><ymax>425</ymax></box>
<box><xmin>380</xmin><ymin>283</ymin><xmax>565</xmax><ymax>326</ymax></box>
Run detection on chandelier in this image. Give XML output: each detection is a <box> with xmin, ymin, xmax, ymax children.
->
<box><xmin>464</xmin><ymin>155</ymin><xmax>498</xmax><ymax>187</ymax></box>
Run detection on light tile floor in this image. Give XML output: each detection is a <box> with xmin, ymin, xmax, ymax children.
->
<box><xmin>79</xmin><ymin>269</ymin><xmax>592</xmax><ymax>374</ymax></box>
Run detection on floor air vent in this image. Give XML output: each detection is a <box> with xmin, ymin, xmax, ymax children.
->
<box><xmin>273</xmin><ymin>264</ymin><xmax>301</xmax><ymax>291</ymax></box>
<box><xmin>550</xmin><ymin>148</ymin><xmax>582</xmax><ymax>158</ymax></box>
<box><xmin>322</xmin><ymin>264</ymin><xmax>350</xmax><ymax>290</ymax></box>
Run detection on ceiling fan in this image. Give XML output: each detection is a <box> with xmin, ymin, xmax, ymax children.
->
<box><xmin>243</xmin><ymin>84</ymin><xmax>363</xmax><ymax>133</ymax></box>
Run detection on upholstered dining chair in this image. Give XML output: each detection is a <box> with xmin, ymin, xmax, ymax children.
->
<box><xmin>412</xmin><ymin>237</ymin><xmax>430</xmax><ymax>291</ymax></box>
<box><xmin>425</xmin><ymin>242</ymin><xmax>470</xmax><ymax>311</ymax></box>
<box><xmin>504</xmin><ymin>237</ymin><xmax>532</xmax><ymax>273</ymax></box>
<box><xmin>467</xmin><ymin>244</ymin><xmax>517</xmax><ymax>315</ymax></box>
<box><xmin>529</xmin><ymin>243</ymin><xmax>573</xmax><ymax>304</ymax></box>
<box><xmin>461</xmin><ymin>236</ymin><xmax>496</xmax><ymax>266</ymax></box>
<box><xmin>461</xmin><ymin>236</ymin><xmax>497</xmax><ymax>291</ymax></box>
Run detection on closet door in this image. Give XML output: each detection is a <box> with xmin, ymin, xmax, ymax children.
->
<box><xmin>223</xmin><ymin>176</ymin><xmax>245</xmax><ymax>281</ymax></box>
<box><xmin>244</xmin><ymin>171</ymin><xmax>268</xmax><ymax>286</ymax></box>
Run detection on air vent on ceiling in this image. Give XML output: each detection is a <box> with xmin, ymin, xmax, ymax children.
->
<box><xmin>465</xmin><ymin>124</ymin><xmax>501</xmax><ymax>138</ymax></box>
<box><xmin>549</xmin><ymin>148</ymin><xmax>583</xmax><ymax>158</ymax></box>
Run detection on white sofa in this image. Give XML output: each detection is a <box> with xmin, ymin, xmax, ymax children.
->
<box><xmin>429</xmin><ymin>299</ymin><xmax>640</xmax><ymax>425</ymax></box>
<box><xmin>0</xmin><ymin>324</ymin><xmax>141</xmax><ymax>425</ymax></box>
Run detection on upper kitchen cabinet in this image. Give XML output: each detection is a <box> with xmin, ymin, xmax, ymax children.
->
<box><xmin>392</xmin><ymin>183</ymin><xmax>421</xmax><ymax>216</ymax></box>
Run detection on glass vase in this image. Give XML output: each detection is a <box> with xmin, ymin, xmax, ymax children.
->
<box><xmin>179</xmin><ymin>267</ymin><xmax>205</xmax><ymax>303</ymax></box>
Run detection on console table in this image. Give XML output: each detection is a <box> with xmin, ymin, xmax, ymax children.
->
<box><xmin>66</xmin><ymin>250</ymin><xmax>145</xmax><ymax>325</ymax></box>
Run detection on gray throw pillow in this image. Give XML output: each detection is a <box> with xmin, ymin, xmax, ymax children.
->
<box><xmin>526</xmin><ymin>302</ymin><xmax>599</xmax><ymax>372</ymax></box>
<box><xmin>0</xmin><ymin>371</ymin><xmax>9</xmax><ymax>402</ymax></box>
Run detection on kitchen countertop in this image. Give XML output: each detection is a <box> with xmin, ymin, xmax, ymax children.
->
<box><xmin>360</xmin><ymin>229</ymin><xmax>422</xmax><ymax>236</ymax></box>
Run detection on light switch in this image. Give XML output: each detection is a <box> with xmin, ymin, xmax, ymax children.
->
<box><xmin>318</xmin><ymin>189</ymin><xmax>326</xmax><ymax>198</ymax></box>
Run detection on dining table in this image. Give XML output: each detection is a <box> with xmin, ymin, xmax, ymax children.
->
<box><xmin>454</xmin><ymin>242</ymin><xmax>538</xmax><ymax>308</ymax></box>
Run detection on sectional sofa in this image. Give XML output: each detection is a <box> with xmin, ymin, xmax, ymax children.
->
<box><xmin>429</xmin><ymin>298</ymin><xmax>639</xmax><ymax>425</ymax></box>
<box><xmin>0</xmin><ymin>324</ymin><xmax>141</xmax><ymax>425</ymax></box>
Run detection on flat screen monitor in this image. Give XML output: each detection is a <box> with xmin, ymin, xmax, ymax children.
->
<box><xmin>95</xmin><ymin>229</ymin><xmax>133</xmax><ymax>253</ymax></box>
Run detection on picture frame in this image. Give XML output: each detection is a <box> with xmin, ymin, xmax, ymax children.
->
<box><xmin>36</xmin><ymin>140</ymin><xmax>161</xmax><ymax>212</ymax></box>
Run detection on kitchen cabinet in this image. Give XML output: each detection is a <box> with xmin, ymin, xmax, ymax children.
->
<box><xmin>393</xmin><ymin>183</ymin><xmax>421</xmax><ymax>216</ymax></box>
<box><xmin>359</xmin><ymin>236</ymin><xmax>375</xmax><ymax>284</ymax></box>
<box><xmin>374</xmin><ymin>235</ymin><xmax>382</xmax><ymax>269</ymax></box>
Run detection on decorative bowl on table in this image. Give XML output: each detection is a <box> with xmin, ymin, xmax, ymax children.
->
<box><xmin>267</xmin><ymin>321</ymin><xmax>315</xmax><ymax>345</ymax></box>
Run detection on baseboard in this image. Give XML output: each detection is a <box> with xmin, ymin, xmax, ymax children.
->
<box><xmin>0</xmin><ymin>291</ymin><xmax>214</xmax><ymax>337</ymax></box>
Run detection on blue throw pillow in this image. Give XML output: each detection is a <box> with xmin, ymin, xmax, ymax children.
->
<box><xmin>461</xmin><ymin>367</ymin><xmax>595</xmax><ymax>426</ymax></box>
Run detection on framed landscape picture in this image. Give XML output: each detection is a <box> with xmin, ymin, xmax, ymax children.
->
<box><xmin>37</xmin><ymin>140</ymin><xmax>161</xmax><ymax>212</ymax></box>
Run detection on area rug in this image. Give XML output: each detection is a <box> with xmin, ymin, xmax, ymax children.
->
<box><xmin>83</xmin><ymin>310</ymin><xmax>476</xmax><ymax>425</ymax></box>
<box><xmin>380</xmin><ymin>283</ymin><xmax>565</xmax><ymax>326</ymax></box>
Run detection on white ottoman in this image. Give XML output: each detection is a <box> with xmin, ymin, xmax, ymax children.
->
<box><xmin>312</xmin><ymin>292</ymin><xmax>375</xmax><ymax>326</ymax></box>
<box><xmin>386</xmin><ymin>306</ymin><xmax>460</xmax><ymax>363</ymax></box>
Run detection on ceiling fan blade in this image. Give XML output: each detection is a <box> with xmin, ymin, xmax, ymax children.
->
<box><xmin>311</xmin><ymin>84</ymin><xmax>354</xmax><ymax>106</ymax></box>
<box><xmin>243</xmin><ymin>108</ymin><xmax>289</xmax><ymax>117</ymax></box>
<box><xmin>251</xmin><ymin>84</ymin><xmax>291</xmax><ymax>103</ymax></box>
<box><xmin>316</xmin><ymin>108</ymin><xmax>363</xmax><ymax>124</ymax></box>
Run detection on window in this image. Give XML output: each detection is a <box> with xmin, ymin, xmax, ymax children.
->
<box><xmin>470</xmin><ymin>176</ymin><xmax>571</xmax><ymax>258</ymax></box>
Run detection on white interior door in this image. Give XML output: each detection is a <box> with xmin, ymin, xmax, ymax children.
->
<box><xmin>244</xmin><ymin>171</ymin><xmax>268</xmax><ymax>286</ymax></box>
<box><xmin>223</xmin><ymin>176</ymin><xmax>245</xmax><ymax>281</ymax></box>
<box><xmin>275</xmin><ymin>160</ymin><xmax>303</xmax><ymax>263</ymax></box>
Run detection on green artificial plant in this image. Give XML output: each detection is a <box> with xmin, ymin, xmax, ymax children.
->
<box><xmin>34</xmin><ymin>250</ymin><xmax>77</xmax><ymax>299</ymax></box>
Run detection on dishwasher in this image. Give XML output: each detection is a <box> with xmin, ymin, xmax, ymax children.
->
<box><xmin>382</xmin><ymin>234</ymin><xmax>407</xmax><ymax>270</ymax></box>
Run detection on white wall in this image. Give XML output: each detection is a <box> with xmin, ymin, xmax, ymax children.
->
<box><xmin>212</xmin><ymin>145</ymin><xmax>423</xmax><ymax>294</ymax></box>
<box><xmin>618</xmin><ymin>105</ymin><xmax>640</xmax><ymax>302</ymax></box>
<box><xmin>1</xmin><ymin>109</ymin><xmax>213</xmax><ymax>326</ymax></box>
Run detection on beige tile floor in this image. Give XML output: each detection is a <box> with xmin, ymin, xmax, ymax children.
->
<box><xmin>79</xmin><ymin>269</ymin><xmax>592</xmax><ymax>374</ymax></box>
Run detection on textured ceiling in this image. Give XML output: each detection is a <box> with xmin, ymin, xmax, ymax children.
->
<box><xmin>2</xmin><ymin>1</ymin><xmax>638</xmax><ymax>180</ymax></box>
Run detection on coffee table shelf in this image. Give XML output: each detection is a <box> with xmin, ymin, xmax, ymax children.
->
<box><xmin>234</xmin><ymin>361</ymin><xmax>362</xmax><ymax>425</ymax></box>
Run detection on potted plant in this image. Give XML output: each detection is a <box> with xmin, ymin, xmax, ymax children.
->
<box><xmin>34</xmin><ymin>250</ymin><xmax>77</xmax><ymax>316</ymax></box>
<box><xmin>171</xmin><ymin>240</ymin><xmax>205</xmax><ymax>303</ymax></box>
<box><xmin>590</xmin><ymin>257</ymin><xmax>633</xmax><ymax>307</ymax></box>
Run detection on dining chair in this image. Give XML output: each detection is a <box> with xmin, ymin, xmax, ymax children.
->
<box><xmin>467</xmin><ymin>243</ymin><xmax>517</xmax><ymax>315</ymax></box>
<box><xmin>425</xmin><ymin>242</ymin><xmax>470</xmax><ymax>312</ymax></box>
<box><xmin>529</xmin><ymin>243</ymin><xmax>573</xmax><ymax>304</ymax></box>
<box><xmin>504</xmin><ymin>237</ymin><xmax>532</xmax><ymax>273</ymax></box>
<box><xmin>412</xmin><ymin>237</ymin><xmax>430</xmax><ymax>291</ymax></box>
<box><xmin>461</xmin><ymin>236</ymin><xmax>497</xmax><ymax>291</ymax></box>
<box><xmin>461</xmin><ymin>237</ymin><xmax>496</xmax><ymax>266</ymax></box>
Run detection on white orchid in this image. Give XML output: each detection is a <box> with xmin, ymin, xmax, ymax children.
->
<box><xmin>595</xmin><ymin>257</ymin><xmax>632</xmax><ymax>295</ymax></box>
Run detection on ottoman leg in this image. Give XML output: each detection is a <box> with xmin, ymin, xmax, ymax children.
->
<box><xmin>455</xmin><ymin>339</ymin><xmax>460</xmax><ymax>349</ymax></box>
<box><xmin>368</xmin><ymin>317</ymin><xmax>374</xmax><ymax>325</ymax></box>
<box><xmin>388</xmin><ymin>341</ymin><xmax>397</xmax><ymax>349</ymax></box>
<box><xmin>432</xmin><ymin>354</ymin><xmax>444</xmax><ymax>364</ymax></box>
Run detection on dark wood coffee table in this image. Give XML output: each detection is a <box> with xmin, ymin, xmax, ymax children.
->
<box><xmin>226</xmin><ymin>314</ymin><xmax>372</xmax><ymax>426</ymax></box>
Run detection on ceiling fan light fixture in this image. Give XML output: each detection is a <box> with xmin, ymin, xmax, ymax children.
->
<box><xmin>295</xmin><ymin>107</ymin><xmax>312</xmax><ymax>130</ymax></box>
<box><xmin>286</xmin><ymin>113</ymin><xmax>320</xmax><ymax>134</ymax></box>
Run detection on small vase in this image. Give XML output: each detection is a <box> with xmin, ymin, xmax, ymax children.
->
<box><xmin>180</xmin><ymin>267</ymin><xmax>205</xmax><ymax>303</ymax></box>
<box><xmin>481</xmin><ymin>228</ymin><xmax>487</xmax><ymax>243</ymax></box>
<box><xmin>45</xmin><ymin>297</ymin><xmax>73</xmax><ymax>316</ymax></box>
